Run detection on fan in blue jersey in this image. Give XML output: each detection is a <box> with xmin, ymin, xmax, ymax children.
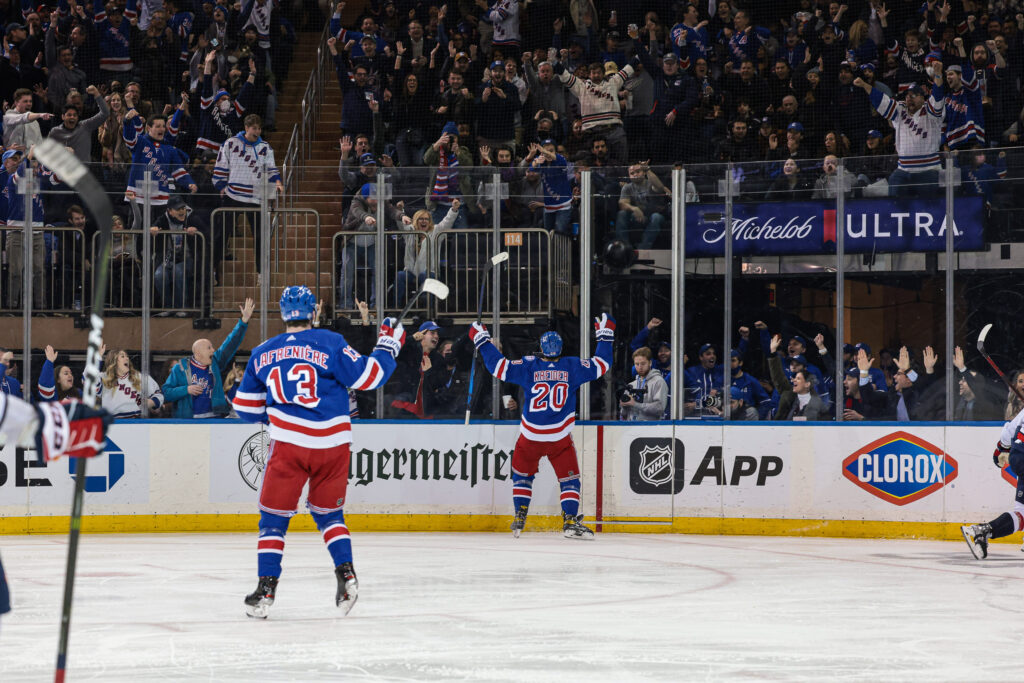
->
<box><xmin>232</xmin><ymin>285</ymin><xmax>405</xmax><ymax>618</ymax></box>
<box><xmin>469</xmin><ymin>314</ymin><xmax>615</xmax><ymax>540</ymax></box>
<box><xmin>524</xmin><ymin>139</ymin><xmax>574</xmax><ymax>235</ymax></box>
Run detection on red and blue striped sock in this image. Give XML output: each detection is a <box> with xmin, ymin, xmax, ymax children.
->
<box><xmin>257</xmin><ymin>511</ymin><xmax>291</xmax><ymax>578</ymax></box>
<box><xmin>512</xmin><ymin>470</ymin><xmax>534</xmax><ymax>514</ymax></box>
<box><xmin>312</xmin><ymin>509</ymin><xmax>353</xmax><ymax>566</ymax></box>
<box><xmin>559</xmin><ymin>476</ymin><xmax>581</xmax><ymax>518</ymax></box>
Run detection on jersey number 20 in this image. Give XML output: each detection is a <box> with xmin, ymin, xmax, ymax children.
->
<box><xmin>530</xmin><ymin>382</ymin><xmax>568</xmax><ymax>412</ymax></box>
<box><xmin>267</xmin><ymin>364</ymin><xmax>321</xmax><ymax>408</ymax></box>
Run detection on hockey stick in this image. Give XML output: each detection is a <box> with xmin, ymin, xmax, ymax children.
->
<box><xmin>35</xmin><ymin>140</ymin><xmax>113</xmax><ymax>683</ymax></box>
<box><xmin>978</xmin><ymin>323</ymin><xmax>1024</xmax><ymax>404</ymax></box>
<box><xmin>465</xmin><ymin>252</ymin><xmax>509</xmax><ymax>425</ymax></box>
<box><xmin>396</xmin><ymin>277</ymin><xmax>449</xmax><ymax>322</ymax></box>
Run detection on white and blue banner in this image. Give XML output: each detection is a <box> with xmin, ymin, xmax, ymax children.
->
<box><xmin>685</xmin><ymin>196</ymin><xmax>985</xmax><ymax>256</ymax></box>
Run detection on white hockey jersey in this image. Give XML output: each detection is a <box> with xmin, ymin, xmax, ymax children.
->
<box><xmin>99</xmin><ymin>373</ymin><xmax>164</xmax><ymax>419</ymax></box>
<box><xmin>871</xmin><ymin>87</ymin><xmax>945</xmax><ymax>172</ymax></box>
<box><xmin>485</xmin><ymin>0</ymin><xmax>520</xmax><ymax>47</ymax></box>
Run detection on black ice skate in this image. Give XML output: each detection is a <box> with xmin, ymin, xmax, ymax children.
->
<box><xmin>563</xmin><ymin>512</ymin><xmax>595</xmax><ymax>540</ymax></box>
<box><xmin>244</xmin><ymin>576</ymin><xmax>278</xmax><ymax>619</ymax></box>
<box><xmin>335</xmin><ymin>562</ymin><xmax>358</xmax><ymax>615</ymax></box>
<box><xmin>511</xmin><ymin>505</ymin><xmax>529</xmax><ymax>538</ymax></box>
<box><xmin>961</xmin><ymin>523</ymin><xmax>992</xmax><ymax>560</ymax></box>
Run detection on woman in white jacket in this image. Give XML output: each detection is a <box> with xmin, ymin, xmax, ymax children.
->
<box><xmin>99</xmin><ymin>348</ymin><xmax>164</xmax><ymax>419</ymax></box>
<box><xmin>394</xmin><ymin>198</ymin><xmax>460</xmax><ymax>306</ymax></box>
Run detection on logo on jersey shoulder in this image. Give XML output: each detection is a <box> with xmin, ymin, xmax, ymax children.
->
<box><xmin>581</xmin><ymin>360</ymin><xmax>591</xmax><ymax>368</ymax></box>
<box><xmin>629</xmin><ymin>438</ymin><xmax>684</xmax><ymax>494</ymax></box>
<box><xmin>238</xmin><ymin>430</ymin><xmax>270</xmax><ymax>490</ymax></box>
<box><xmin>842</xmin><ymin>431</ymin><xmax>957</xmax><ymax>505</ymax></box>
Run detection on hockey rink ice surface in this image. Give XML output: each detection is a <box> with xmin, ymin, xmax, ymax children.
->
<box><xmin>2</xmin><ymin>532</ymin><xmax>1021</xmax><ymax>682</ymax></box>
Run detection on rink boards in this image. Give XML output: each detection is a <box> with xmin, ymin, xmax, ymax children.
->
<box><xmin>0</xmin><ymin>420</ymin><xmax>1013</xmax><ymax>541</ymax></box>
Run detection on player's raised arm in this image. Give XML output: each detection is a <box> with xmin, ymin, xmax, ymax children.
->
<box><xmin>470</xmin><ymin>322</ymin><xmax>529</xmax><ymax>384</ymax></box>
<box><xmin>338</xmin><ymin>317</ymin><xmax>406</xmax><ymax>391</ymax></box>
<box><xmin>583</xmin><ymin>313</ymin><xmax>615</xmax><ymax>380</ymax></box>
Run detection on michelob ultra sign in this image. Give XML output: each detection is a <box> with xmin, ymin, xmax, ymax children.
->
<box><xmin>842</xmin><ymin>431</ymin><xmax>958</xmax><ymax>505</ymax></box>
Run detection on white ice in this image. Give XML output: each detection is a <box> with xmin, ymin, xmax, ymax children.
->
<box><xmin>1</xmin><ymin>532</ymin><xmax>1021</xmax><ymax>682</ymax></box>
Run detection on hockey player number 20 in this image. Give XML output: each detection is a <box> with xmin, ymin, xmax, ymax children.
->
<box><xmin>267</xmin><ymin>363</ymin><xmax>321</xmax><ymax>408</ymax></box>
<box><xmin>530</xmin><ymin>382</ymin><xmax>568</xmax><ymax>412</ymax></box>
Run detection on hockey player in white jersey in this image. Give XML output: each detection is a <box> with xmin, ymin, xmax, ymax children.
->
<box><xmin>232</xmin><ymin>285</ymin><xmax>405</xmax><ymax>617</ymax></box>
<box><xmin>962</xmin><ymin>406</ymin><xmax>1024</xmax><ymax>559</ymax></box>
<box><xmin>0</xmin><ymin>392</ymin><xmax>113</xmax><ymax>625</ymax></box>
<box><xmin>468</xmin><ymin>314</ymin><xmax>615</xmax><ymax>539</ymax></box>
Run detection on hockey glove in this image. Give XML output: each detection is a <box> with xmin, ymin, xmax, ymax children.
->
<box><xmin>994</xmin><ymin>442</ymin><xmax>1011</xmax><ymax>468</ymax></box>
<box><xmin>553</xmin><ymin>61</ymin><xmax>565</xmax><ymax>76</ymax></box>
<box><xmin>469</xmin><ymin>322</ymin><xmax>491</xmax><ymax>349</ymax></box>
<box><xmin>375</xmin><ymin>317</ymin><xmax>406</xmax><ymax>359</ymax></box>
<box><xmin>629</xmin><ymin>55</ymin><xmax>641</xmax><ymax>69</ymax></box>
<box><xmin>35</xmin><ymin>401</ymin><xmax>113</xmax><ymax>461</ymax></box>
<box><xmin>594</xmin><ymin>313</ymin><xmax>616</xmax><ymax>342</ymax></box>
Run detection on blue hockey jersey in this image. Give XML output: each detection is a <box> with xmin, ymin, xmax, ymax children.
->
<box><xmin>123</xmin><ymin>112</ymin><xmax>195</xmax><ymax>205</ymax></box>
<box><xmin>537</xmin><ymin>153</ymin><xmax>573</xmax><ymax>213</ymax></box>
<box><xmin>943</xmin><ymin>77</ymin><xmax>984</xmax><ymax>149</ymax></box>
<box><xmin>233</xmin><ymin>328</ymin><xmax>397</xmax><ymax>449</ymax></box>
<box><xmin>479</xmin><ymin>340</ymin><xmax>611</xmax><ymax>442</ymax></box>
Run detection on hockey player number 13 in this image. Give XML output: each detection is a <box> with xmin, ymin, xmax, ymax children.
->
<box><xmin>267</xmin><ymin>363</ymin><xmax>321</xmax><ymax>408</ymax></box>
<box><xmin>530</xmin><ymin>382</ymin><xmax>568</xmax><ymax>412</ymax></box>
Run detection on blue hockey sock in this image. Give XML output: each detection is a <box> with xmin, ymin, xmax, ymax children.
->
<box><xmin>311</xmin><ymin>509</ymin><xmax>353</xmax><ymax>567</ymax></box>
<box><xmin>559</xmin><ymin>476</ymin><xmax>581</xmax><ymax>518</ymax></box>
<box><xmin>512</xmin><ymin>470</ymin><xmax>535</xmax><ymax>513</ymax></box>
<box><xmin>257</xmin><ymin>511</ymin><xmax>291</xmax><ymax>578</ymax></box>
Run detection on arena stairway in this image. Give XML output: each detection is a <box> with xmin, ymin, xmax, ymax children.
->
<box><xmin>210</xmin><ymin>30</ymin><xmax>341</xmax><ymax>320</ymax></box>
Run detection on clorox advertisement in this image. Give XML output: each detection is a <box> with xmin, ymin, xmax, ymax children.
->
<box><xmin>842</xmin><ymin>431</ymin><xmax>958</xmax><ymax>505</ymax></box>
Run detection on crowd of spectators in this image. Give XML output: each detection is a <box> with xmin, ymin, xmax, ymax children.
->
<box><xmin>619</xmin><ymin>315</ymin><xmax>1023</xmax><ymax>422</ymax></box>
<box><xmin>0</xmin><ymin>0</ymin><xmax>296</xmax><ymax>311</ymax></box>
<box><xmin>0</xmin><ymin>0</ymin><xmax>1021</xmax><ymax>314</ymax></box>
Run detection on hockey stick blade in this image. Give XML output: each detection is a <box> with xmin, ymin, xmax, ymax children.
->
<box><xmin>490</xmin><ymin>251</ymin><xmax>509</xmax><ymax>266</ymax></box>
<box><xmin>976</xmin><ymin>323</ymin><xmax>1024</xmax><ymax>404</ymax></box>
<box><xmin>396</xmin><ymin>278</ymin><xmax>450</xmax><ymax>321</ymax></box>
<box><xmin>420</xmin><ymin>278</ymin><xmax>449</xmax><ymax>300</ymax></box>
<box><xmin>977</xmin><ymin>323</ymin><xmax>993</xmax><ymax>353</ymax></box>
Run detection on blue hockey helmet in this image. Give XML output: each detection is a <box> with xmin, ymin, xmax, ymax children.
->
<box><xmin>279</xmin><ymin>285</ymin><xmax>316</xmax><ymax>322</ymax></box>
<box><xmin>540</xmin><ymin>331</ymin><xmax>563</xmax><ymax>357</ymax></box>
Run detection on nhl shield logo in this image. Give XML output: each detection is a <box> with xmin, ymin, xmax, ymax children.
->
<box><xmin>638</xmin><ymin>444</ymin><xmax>673</xmax><ymax>487</ymax></box>
<box><xmin>238</xmin><ymin>431</ymin><xmax>270</xmax><ymax>491</ymax></box>
<box><xmin>629</xmin><ymin>437</ymin><xmax>685</xmax><ymax>494</ymax></box>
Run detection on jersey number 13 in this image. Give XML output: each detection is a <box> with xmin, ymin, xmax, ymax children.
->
<box><xmin>267</xmin><ymin>364</ymin><xmax>321</xmax><ymax>408</ymax></box>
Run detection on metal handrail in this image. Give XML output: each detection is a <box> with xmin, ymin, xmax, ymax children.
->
<box><xmin>90</xmin><ymin>229</ymin><xmax>207</xmax><ymax>314</ymax></box>
<box><xmin>330</xmin><ymin>228</ymin><xmax>433</xmax><ymax>321</ymax></box>
<box><xmin>284</xmin><ymin>22</ymin><xmax>331</xmax><ymax>188</ymax></box>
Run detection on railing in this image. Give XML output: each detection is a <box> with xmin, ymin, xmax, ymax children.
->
<box><xmin>209</xmin><ymin>206</ymin><xmax>321</xmax><ymax>314</ymax></box>
<box><xmin>331</xmin><ymin>229</ymin><xmax>432</xmax><ymax>321</ymax></box>
<box><xmin>89</xmin><ymin>229</ymin><xmax>206</xmax><ymax>315</ymax></box>
<box><xmin>283</xmin><ymin>21</ymin><xmax>331</xmax><ymax>206</ymax></box>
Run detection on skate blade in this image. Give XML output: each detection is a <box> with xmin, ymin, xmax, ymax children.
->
<box><xmin>337</xmin><ymin>582</ymin><xmax>358</xmax><ymax>616</ymax></box>
<box><xmin>961</xmin><ymin>526</ymin><xmax>985</xmax><ymax>560</ymax></box>
<box><xmin>245</xmin><ymin>598</ymin><xmax>272</xmax><ymax>619</ymax></box>
<box><xmin>564</xmin><ymin>529</ymin><xmax>595</xmax><ymax>541</ymax></box>
<box><xmin>512</xmin><ymin>528</ymin><xmax>521</xmax><ymax>538</ymax></box>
